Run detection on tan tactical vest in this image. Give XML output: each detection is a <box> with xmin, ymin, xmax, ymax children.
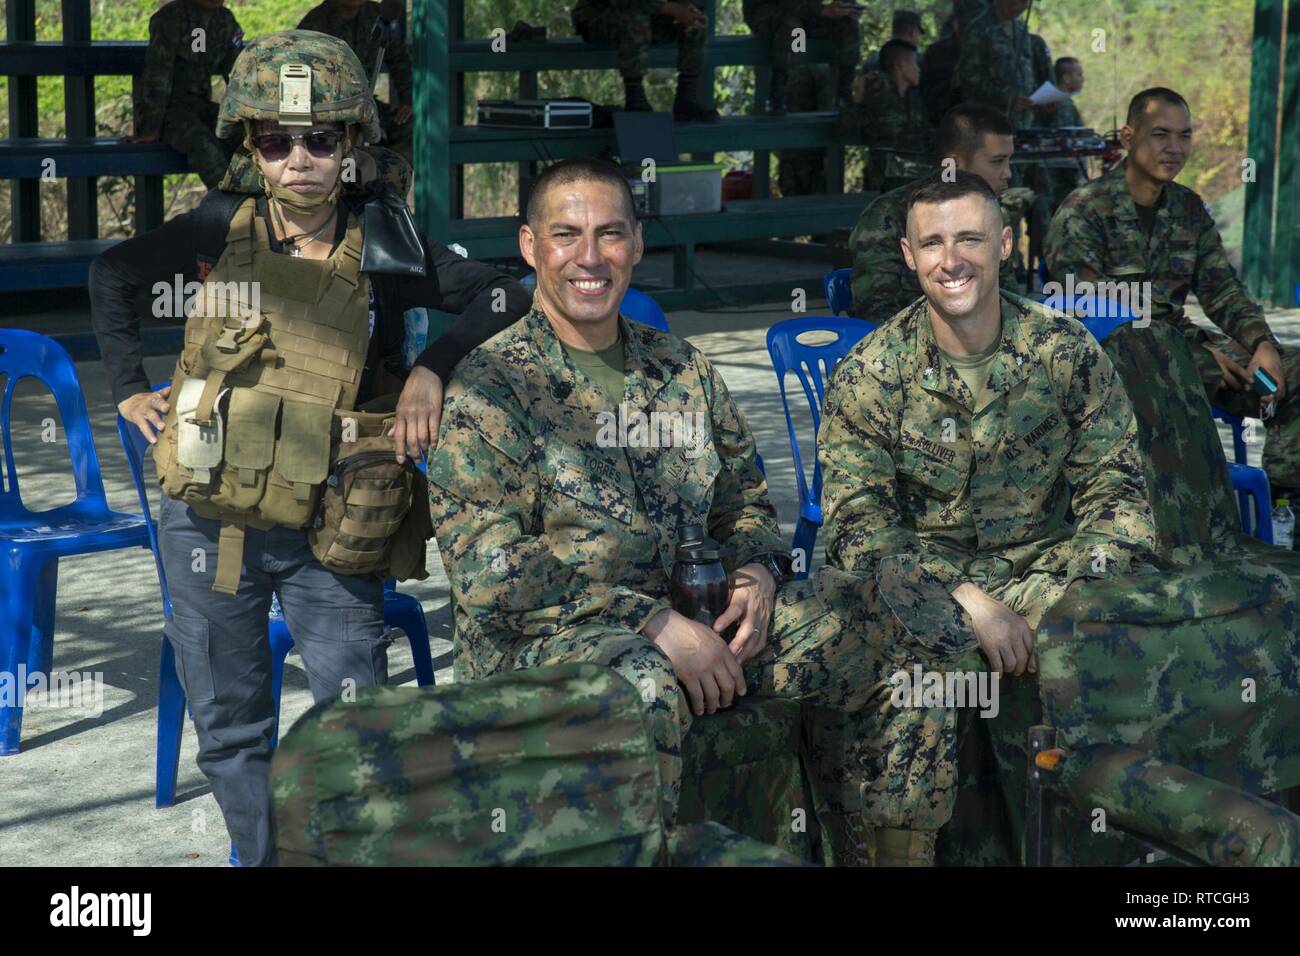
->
<box><xmin>153</xmin><ymin>197</ymin><xmax>427</xmax><ymax>593</ymax></box>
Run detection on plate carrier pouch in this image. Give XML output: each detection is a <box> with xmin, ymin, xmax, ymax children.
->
<box><xmin>153</xmin><ymin>196</ymin><xmax>428</xmax><ymax>593</ymax></box>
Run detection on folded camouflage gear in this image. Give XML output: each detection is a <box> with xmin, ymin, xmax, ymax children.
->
<box><xmin>1037</xmin><ymin>558</ymin><xmax>1300</xmax><ymax>865</ymax></box>
<box><xmin>272</xmin><ymin>662</ymin><xmax>807</xmax><ymax>865</ymax></box>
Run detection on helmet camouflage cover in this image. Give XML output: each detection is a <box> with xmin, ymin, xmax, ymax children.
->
<box><xmin>216</xmin><ymin>29</ymin><xmax>382</xmax><ymax>143</ymax></box>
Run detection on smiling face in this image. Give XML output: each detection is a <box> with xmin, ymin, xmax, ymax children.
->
<box><xmin>252</xmin><ymin>120</ymin><xmax>346</xmax><ymax>196</ymax></box>
<box><xmin>1122</xmin><ymin>99</ymin><xmax>1193</xmax><ymax>184</ymax></box>
<box><xmin>901</xmin><ymin>193</ymin><xmax>1012</xmax><ymax>324</ymax></box>
<box><xmin>519</xmin><ymin>177</ymin><xmax>643</xmax><ymax>337</ymax></box>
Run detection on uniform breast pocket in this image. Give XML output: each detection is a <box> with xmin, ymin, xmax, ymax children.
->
<box><xmin>548</xmin><ymin>456</ymin><xmax>637</xmax><ymax>529</ymax></box>
<box><xmin>1004</xmin><ymin>412</ymin><xmax>1070</xmax><ymax>499</ymax></box>
<box><xmin>1168</xmin><ymin>235</ymin><xmax>1197</xmax><ymax>277</ymax></box>
<box><xmin>897</xmin><ymin>445</ymin><xmax>967</xmax><ymax>501</ymax></box>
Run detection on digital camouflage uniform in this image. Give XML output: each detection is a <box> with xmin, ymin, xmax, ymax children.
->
<box><xmin>817</xmin><ymin>292</ymin><xmax>1159</xmax><ymax>847</ymax></box>
<box><xmin>572</xmin><ymin>0</ymin><xmax>708</xmax><ymax>79</ymax></box>
<box><xmin>777</xmin><ymin>64</ymin><xmax>831</xmax><ymax>196</ymax></box>
<box><xmin>297</xmin><ymin>1</ymin><xmax>413</xmax><ymax>161</ymax></box>
<box><xmin>847</xmin><ymin>180</ymin><xmax>1022</xmax><ymax>324</ymax></box>
<box><xmin>1044</xmin><ymin>159</ymin><xmax>1300</xmax><ymax>497</ymax></box>
<box><xmin>741</xmin><ymin>0</ymin><xmax>861</xmax><ymax>75</ymax></box>
<box><xmin>426</xmin><ymin>305</ymin><xmax>894</xmax><ymax>834</ymax></box>
<box><xmin>957</xmin><ymin>11</ymin><xmax>1035</xmax><ymax>128</ymax></box>
<box><xmin>840</xmin><ymin>71</ymin><xmax>928</xmax><ymax>192</ymax></box>
<box><xmin>135</xmin><ymin>0</ymin><xmax>245</xmax><ymax>188</ymax></box>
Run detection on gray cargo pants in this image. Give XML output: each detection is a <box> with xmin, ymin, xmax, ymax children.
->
<box><xmin>158</xmin><ymin>495</ymin><xmax>389</xmax><ymax>866</ymax></box>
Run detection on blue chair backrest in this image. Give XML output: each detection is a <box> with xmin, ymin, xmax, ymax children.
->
<box><xmin>0</xmin><ymin>328</ymin><xmax>109</xmax><ymax>522</ymax></box>
<box><xmin>823</xmin><ymin>269</ymin><xmax>852</xmax><ymax>316</ymax></box>
<box><xmin>766</xmin><ymin>316</ymin><xmax>877</xmax><ymax>512</ymax></box>
<box><xmin>1041</xmin><ymin>294</ymin><xmax>1137</xmax><ymax>343</ymax></box>
<box><xmin>620</xmin><ymin>287</ymin><xmax>671</xmax><ymax>332</ymax></box>
<box><xmin>116</xmin><ymin>382</ymin><xmax>173</xmax><ymax>617</ymax></box>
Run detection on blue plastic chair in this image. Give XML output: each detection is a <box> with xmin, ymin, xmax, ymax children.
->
<box><xmin>823</xmin><ymin>269</ymin><xmax>852</xmax><ymax>316</ymax></box>
<box><xmin>0</xmin><ymin>330</ymin><xmax>151</xmax><ymax>755</ymax></box>
<box><xmin>1045</xmin><ymin>295</ymin><xmax>1274</xmax><ymax>543</ymax></box>
<box><xmin>619</xmin><ymin>287</ymin><xmax>671</xmax><ymax>332</ymax></box>
<box><xmin>116</xmin><ymin>385</ymin><xmax>436</xmax><ymax>811</ymax></box>
<box><xmin>766</xmin><ymin>317</ymin><xmax>877</xmax><ymax>577</ymax></box>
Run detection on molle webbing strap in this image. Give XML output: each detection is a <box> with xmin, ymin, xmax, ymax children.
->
<box><xmin>316</xmin><ymin>222</ymin><xmax>365</xmax><ymax>316</ymax></box>
<box><xmin>214</xmin><ymin>521</ymin><xmax>247</xmax><ymax>595</ymax></box>
<box><xmin>226</xmin><ymin>198</ymin><xmax>258</xmax><ymax>271</ymax></box>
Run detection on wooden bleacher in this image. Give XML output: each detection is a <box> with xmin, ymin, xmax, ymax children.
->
<box><xmin>4</xmin><ymin>1</ymin><xmax>868</xmax><ymax>305</ymax></box>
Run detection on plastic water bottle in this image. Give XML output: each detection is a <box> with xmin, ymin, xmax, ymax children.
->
<box><xmin>402</xmin><ymin>307</ymin><xmax>429</xmax><ymax>370</ymax></box>
<box><xmin>1272</xmin><ymin>499</ymin><xmax>1295</xmax><ymax>550</ymax></box>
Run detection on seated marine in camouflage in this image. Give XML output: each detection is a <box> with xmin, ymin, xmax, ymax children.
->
<box><xmin>427</xmin><ymin>157</ymin><xmax>914</xmax><ymax>864</ymax></box>
<box><xmin>848</xmin><ymin>103</ymin><xmax>1023</xmax><ymax>325</ymax></box>
<box><xmin>1046</xmin><ymin>86</ymin><xmax>1300</xmax><ymax>502</ymax></box>
<box><xmin>819</xmin><ymin>170</ymin><xmax>1160</xmax><ymax>865</ymax></box>
<box><xmin>121</xmin><ymin>0</ymin><xmax>245</xmax><ymax>188</ymax></box>
<box><xmin>841</xmin><ymin>39</ymin><xmax>928</xmax><ymax>193</ymax></box>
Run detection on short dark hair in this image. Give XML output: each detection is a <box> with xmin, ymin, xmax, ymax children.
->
<box><xmin>905</xmin><ymin>170</ymin><xmax>1003</xmax><ymax>233</ymax></box>
<box><xmin>880</xmin><ymin>39</ymin><xmax>919</xmax><ymax>75</ymax></box>
<box><xmin>935</xmin><ymin>102</ymin><xmax>1015</xmax><ymax>162</ymax></box>
<box><xmin>1126</xmin><ymin>87</ymin><xmax>1190</xmax><ymax>128</ymax></box>
<box><xmin>1054</xmin><ymin>57</ymin><xmax>1082</xmax><ymax>85</ymax></box>
<box><xmin>525</xmin><ymin>157</ymin><xmax>636</xmax><ymax>228</ymax></box>
<box><xmin>892</xmin><ymin>9</ymin><xmax>923</xmax><ymax>35</ymax></box>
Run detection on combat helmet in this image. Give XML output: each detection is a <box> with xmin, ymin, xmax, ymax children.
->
<box><xmin>217</xmin><ymin>29</ymin><xmax>381</xmax><ymax>143</ymax></box>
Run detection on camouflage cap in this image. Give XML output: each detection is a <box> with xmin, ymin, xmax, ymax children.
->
<box><xmin>217</xmin><ymin>29</ymin><xmax>381</xmax><ymax>143</ymax></box>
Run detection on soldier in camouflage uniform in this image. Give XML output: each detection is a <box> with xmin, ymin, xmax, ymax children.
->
<box><xmin>957</xmin><ymin>0</ymin><xmax>1035</xmax><ymax>129</ymax></box>
<box><xmin>298</xmin><ymin>0</ymin><xmax>414</xmax><ymax>163</ymax></box>
<box><xmin>849</xmin><ymin>103</ymin><xmax>1021</xmax><ymax>324</ymax></box>
<box><xmin>1045</xmin><ymin>87</ymin><xmax>1300</xmax><ymax>500</ymax></box>
<box><xmin>742</xmin><ymin>0</ymin><xmax>862</xmax><ymax>113</ymax></box>
<box><xmin>841</xmin><ymin>40</ymin><xmax>928</xmax><ymax>193</ymax></box>
<box><xmin>571</xmin><ymin>0</ymin><xmax>719</xmax><ymax>120</ymax></box>
<box><xmin>427</xmin><ymin>158</ymin><xmax>919</xmax><ymax>864</ymax></box>
<box><xmin>819</xmin><ymin>171</ymin><xmax>1159</xmax><ymax>865</ymax></box>
<box><xmin>777</xmin><ymin>64</ymin><xmax>831</xmax><ymax>196</ymax></box>
<box><xmin>122</xmin><ymin>0</ymin><xmax>244</xmax><ymax>188</ymax></box>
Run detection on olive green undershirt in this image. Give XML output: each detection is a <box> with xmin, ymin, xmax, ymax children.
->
<box><xmin>562</xmin><ymin>334</ymin><xmax>627</xmax><ymax>407</ymax></box>
<box><xmin>938</xmin><ymin>334</ymin><xmax>1002</xmax><ymax>411</ymax></box>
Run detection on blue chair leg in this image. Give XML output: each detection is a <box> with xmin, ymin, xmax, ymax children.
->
<box><xmin>790</xmin><ymin>518</ymin><xmax>819</xmax><ymax>580</ymax></box>
<box><xmin>156</xmin><ymin>634</ymin><xmax>186</xmax><ymax>807</ymax></box>
<box><xmin>26</xmin><ymin>557</ymin><xmax>58</xmax><ymax>679</ymax></box>
<box><xmin>1</xmin><ymin>556</ymin><xmax>43</xmax><ymax>755</ymax></box>
<box><xmin>1238</xmin><ymin>490</ymin><xmax>1254</xmax><ymax>537</ymax></box>
<box><xmin>385</xmin><ymin>590</ymin><xmax>435</xmax><ymax>687</ymax></box>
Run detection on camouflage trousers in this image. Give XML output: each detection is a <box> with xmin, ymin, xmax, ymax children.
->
<box><xmin>572</xmin><ymin>2</ymin><xmax>707</xmax><ymax>79</ymax></box>
<box><xmin>1190</xmin><ymin>327</ymin><xmax>1300</xmax><ymax>499</ymax></box>
<box><xmin>743</xmin><ymin>7</ymin><xmax>861</xmax><ymax>73</ymax></box>
<box><xmin>162</xmin><ymin>103</ymin><xmax>240</xmax><ymax>189</ymax></box>
<box><xmin>870</xmin><ymin>564</ymin><xmax>1070</xmax><ymax>851</ymax></box>
<box><xmin>499</xmin><ymin>568</ymin><xmax>915</xmax><ymax>827</ymax></box>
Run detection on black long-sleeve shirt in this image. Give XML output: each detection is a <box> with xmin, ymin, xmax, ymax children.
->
<box><xmin>90</xmin><ymin>193</ymin><xmax>531</xmax><ymax>407</ymax></box>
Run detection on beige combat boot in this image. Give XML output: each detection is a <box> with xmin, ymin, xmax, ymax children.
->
<box><xmin>873</xmin><ymin>828</ymin><xmax>938</xmax><ymax>867</ymax></box>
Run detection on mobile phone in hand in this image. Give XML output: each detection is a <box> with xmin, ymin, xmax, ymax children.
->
<box><xmin>1254</xmin><ymin>368</ymin><xmax>1279</xmax><ymax>397</ymax></box>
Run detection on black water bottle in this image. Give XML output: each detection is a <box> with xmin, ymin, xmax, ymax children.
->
<box><xmin>670</xmin><ymin>523</ymin><xmax>732</xmax><ymax>637</ymax></box>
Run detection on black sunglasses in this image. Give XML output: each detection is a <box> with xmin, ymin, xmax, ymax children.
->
<box><xmin>251</xmin><ymin>130</ymin><xmax>343</xmax><ymax>162</ymax></box>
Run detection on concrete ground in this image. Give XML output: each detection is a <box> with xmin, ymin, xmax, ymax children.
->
<box><xmin>1</xmin><ymin>293</ymin><xmax>1297</xmax><ymax>866</ymax></box>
